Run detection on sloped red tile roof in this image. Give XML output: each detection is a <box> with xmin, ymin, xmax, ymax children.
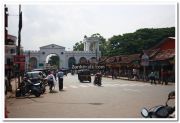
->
<box><xmin>145</xmin><ymin>49</ymin><xmax>160</xmax><ymax>58</ymax></box>
<box><xmin>149</xmin><ymin>37</ymin><xmax>175</xmax><ymax>50</ymax></box>
<box><xmin>119</xmin><ymin>54</ymin><xmax>140</xmax><ymax>64</ymax></box>
<box><xmin>104</xmin><ymin>54</ymin><xmax>140</xmax><ymax>64</ymax></box>
<box><xmin>152</xmin><ymin>49</ymin><xmax>175</xmax><ymax>61</ymax></box>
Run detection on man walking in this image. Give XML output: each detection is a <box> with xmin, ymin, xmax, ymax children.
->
<box><xmin>46</xmin><ymin>71</ymin><xmax>56</xmax><ymax>92</ymax></box>
<box><xmin>57</xmin><ymin>70</ymin><xmax>64</xmax><ymax>91</ymax></box>
<box><xmin>149</xmin><ymin>71</ymin><xmax>156</xmax><ymax>85</ymax></box>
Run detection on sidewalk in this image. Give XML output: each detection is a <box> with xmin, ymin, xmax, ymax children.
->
<box><xmin>5</xmin><ymin>78</ymin><xmax>19</xmax><ymax>99</ymax></box>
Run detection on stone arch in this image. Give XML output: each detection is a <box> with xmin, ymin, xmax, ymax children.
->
<box><xmin>68</xmin><ymin>57</ymin><xmax>76</xmax><ymax>69</ymax></box>
<box><xmin>79</xmin><ymin>57</ymin><xmax>87</xmax><ymax>64</ymax></box>
<box><xmin>29</xmin><ymin>57</ymin><xmax>38</xmax><ymax>70</ymax></box>
<box><xmin>90</xmin><ymin>57</ymin><xmax>96</xmax><ymax>63</ymax></box>
<box><xmin>45</xmin><ymin>53</ymin><xmax>60</xmax><ymax>69</ymax></box>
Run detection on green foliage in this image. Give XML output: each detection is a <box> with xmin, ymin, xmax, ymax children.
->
<box><xmin>48</xmin><ymin>55</ymin><xmax>59</xmax><ymax>68</ymax></box>
<box><xmin>107</xmin><ymin>27</ymin><xmax>175</xmax><ymax>56</ymax></box>
<box><xmin>72</xmin><ymin>27</ymin><xmax>175</xmax><ymax>57</ymax></box>
<box><xmin>73</xmin><ymin>41</ymin><xmax>84</xmax><ymax>51</ymax></box>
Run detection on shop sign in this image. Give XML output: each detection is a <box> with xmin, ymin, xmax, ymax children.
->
<box><xmin>14</xmin><ymin>55</ymin><xmax>25</xmax><ymax>63</ymax></box>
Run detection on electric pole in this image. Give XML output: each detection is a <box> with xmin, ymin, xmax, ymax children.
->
<box><xmin>5</xmin><ymin>5</ymin><xmax>8</xmax><ymax>44</ymax></box>
<box><xmin>17</xmin><ymin>5</ymin><xmax>22</xmax><ymax>87</ymax></box>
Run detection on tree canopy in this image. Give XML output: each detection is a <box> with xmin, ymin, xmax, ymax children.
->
<box><xmin>48</xmin><ymin>55</ymin><xmax>59</xmax><ymax>68</ymax></box>
<box><xmin>73</xmin><ymin>41</ymin><xmax>84</xmax><ymax>51</ymax></box>
<box><xmin>73</xmin><ymin>27</ymin><xmax>175</xmax><ymax>56</ymax></box>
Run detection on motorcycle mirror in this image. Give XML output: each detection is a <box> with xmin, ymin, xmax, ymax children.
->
<box><xmin>141</xmin><ymin>108</ymin><xmax>149</xmax><ymax>118</ymax></box>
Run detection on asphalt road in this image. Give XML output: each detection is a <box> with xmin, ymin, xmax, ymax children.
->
<box><xmin>6</xmin><ymin>74</ymin><xmax>175</xmax><ymax>119</ymax></box>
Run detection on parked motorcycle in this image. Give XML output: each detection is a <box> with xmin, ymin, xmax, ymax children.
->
<box><xmin>16</xmin><ymin>77</ymin><xmax>42</xmax><ymax>97</ymax></box>
<box><xmin>94</xmin><ymin>72</ymin><xmax>102</xmax><ymax>86</ymax></box>
<box><xmin>141</xmin><ymin>91</ymin><xmax>175</xmax><ymax>118</ymax></box>
<box><xmin>39</xmin><ymin>80</ymin><xmax>46</xmax><ymax>94</ymax></box>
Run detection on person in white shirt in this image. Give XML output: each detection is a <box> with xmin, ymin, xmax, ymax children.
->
<box><xmin>46</xmin><ymin>71</ymin><xmax>56</xmax><ymax>92</ymax></box>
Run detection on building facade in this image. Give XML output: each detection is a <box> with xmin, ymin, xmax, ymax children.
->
<box><xmin>5</xmin><ymin>34</ymin><xmax>17</xmax><ymax>76</ymax></box>
<box><xmin>99</xmin><ymin>37</ymin><xmax>175</xmax><ymax>82</ymax></box>
<box><xmin>23</xmin><ymin>36</ymin><xmax>101</xmax><ymax>71</ymax></box>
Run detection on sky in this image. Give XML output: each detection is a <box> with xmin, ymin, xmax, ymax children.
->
<box><xmin>6</xmin><ymin>2</ymin><xmax>176</xmax><ymax>51</ymax></box>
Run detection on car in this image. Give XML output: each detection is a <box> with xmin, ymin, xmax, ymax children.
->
<box><xmin>24</xmin><ymin>71</ymin><xmax>47</xmax><ymax>93</ymax></box>
<box><xmin>78</xmin><ymin>69</ymin><xmax>91</xmax><ymax>83</ymax></box>
<box><xmin>32</xmin><ymin>69</ymin><xmax>48</xmax><ymax>76</ymax></box>
<box><xmin>25</xmin><ymin>71</ymin><xmax>46</xmax><ymax>83</ymax></box>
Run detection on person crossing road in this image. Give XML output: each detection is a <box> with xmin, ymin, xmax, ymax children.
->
<box><xmin>56</xmin><ymin>70</ymin><xmax>64</xmax><ymax>91</ymax></box>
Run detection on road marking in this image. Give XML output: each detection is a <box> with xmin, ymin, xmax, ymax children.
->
<box><xmin>79</xmin><ymin>85</ymin><xmax>88</xmax><ymax>87</ymax></box>
<box><xmin>102</xmin><ymin>83</ymin><xmax>114</xmax><ymax>87</ymax></box>
<box><xmin>118</xmin><ymin>84</ymin><xmax>130</xmax><ymax>87</ymax></box>
<box><xmin>70</xmin><ymin>85</ymin><xmax>78</xmax><ymax>88</ymax></box>
<box><xmin>123</xmin><ymin>88</ymin><xmax>141</xmax><ymax>92</ymax></box>
<box><xmin>66</xmin><ymin>82</ymin><xmax>152</xmax><ymax>89</ymax></box>
<box><xmin>87</xmin><ymin>84</ymin><xmax>95</xmax><ymax>87</ymax></box>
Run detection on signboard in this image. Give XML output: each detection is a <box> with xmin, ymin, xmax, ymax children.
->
<box><xmin>14</xmin><ymin>55</ymin><xmax>25</xmax><ymax>63</ymax></box>
<box><xmin>19</xmin><ymin>62</ymin><xmax>25</xmax><ymax>71</ymax></box>
<box><xmin>141</xmin><ymin>53</ymin><xmax>149</xmax><ymax>66</ymax></box>
<box><xmin>39</xmin><ymin>63</ymin><xmax>44</xmax><ymax>67</ymax></box>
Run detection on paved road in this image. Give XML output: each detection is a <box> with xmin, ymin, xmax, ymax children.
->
<box><xmin>6</xmin><ymin>74</ymin><xmax>175</xmax><ymax>118</ymax></box>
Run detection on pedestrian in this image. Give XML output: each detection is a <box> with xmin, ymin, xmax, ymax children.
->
<box><xmin>111</xmin><ymin>70</ymin><xmax>114</xmax><ymax>80</ymax></box>
<box><xmin>162</xmin><ymin>70</ymin><xmax>168</xmax><ymax>85</ymax></box>
<box><xmin>149</xmin><ymin>71</ymin><xmax>156</xmax><ymax>84</ymax></box>
<box><xmin>46</xmin><ymin>71</ymin><xmax>56</xmax><ymax>92</ymax></box>
<box><xmin>154</xmin><ymin>71</ymin><xmax>160</xmax><ymax>84</ymax></box>
<box><xmin>56</xmin><ymin>70</ymin><xmax>64</xmax><ymax>91</ymax></box>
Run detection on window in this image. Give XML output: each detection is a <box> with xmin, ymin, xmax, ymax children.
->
<box><xmin>10</xmin><ymin>49</ymin><xmax>15</xmax><ymax>54</ymax></box>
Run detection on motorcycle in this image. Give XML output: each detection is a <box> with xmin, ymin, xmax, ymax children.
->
<box><xmin>16</xmin><ymin>77</ymin><xmax>42</xmax><ymax>97</ymax></box>
<box><xmin>94</xmin><ymin>72</ymin><xmax>102</xmax><ymax>86</ymax></box>
<box><xmin>141</xmin><ymin>91</ymin><xmax>175</xmax><ymax>118</ymax></box>
<box><xmin>36</xmin><ymin>78</ymin><xmax>47</xmax><ymax>94</ymax></box>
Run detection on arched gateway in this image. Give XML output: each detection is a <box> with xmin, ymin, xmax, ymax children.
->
<box><xmin>24</xmin><ymin>36</ymin><xmax>101</xmax><ymax>71</ymax></box>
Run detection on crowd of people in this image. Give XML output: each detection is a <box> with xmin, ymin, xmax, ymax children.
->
<box><xmin>101</xmin><ymin>68</ymin><xmax>174</xmax><ymax>85</ymax></box>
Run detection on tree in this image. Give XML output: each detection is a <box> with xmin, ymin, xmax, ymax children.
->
<box><xmin>48</xmin><ymin>55</ymin><xmax>59</xmax><ymax>68</ymax></box>
<box><xmin>107</xmin><ymin>27</ymin><xmax>175</xmax><ymax>56</ymax></box>
<box><xmin>73</xmin><ymin>41</ymin><xmax>84</xmax><ymax>51</ymax></box>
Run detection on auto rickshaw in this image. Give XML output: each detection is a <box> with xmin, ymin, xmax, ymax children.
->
<box><xmin>78</xmin><ymin>69</ymin><xmax>91</xmax><ymax>83</ymax></box>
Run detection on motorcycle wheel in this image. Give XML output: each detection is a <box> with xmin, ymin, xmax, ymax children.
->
<box><xmin>34</xmin><ymin>92</ymin><xmax>41</xmax><ymax>97</ymax></box>
<box><xmin>41</xmin><ymin>85</ymin><xmax>46</xmax><ymax>93</ymax></box>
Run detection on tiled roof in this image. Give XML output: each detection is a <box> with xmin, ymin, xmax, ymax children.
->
<box><xmin>99</xmin><ymin>46</ymin><xmax>175</xmax><ymax>65</ymax></box>
<box><xmin>145</xmin><ymin>49</ymin><xmax>160</xmax><ymax>58</ymax></box>
<box><xmin>152</xmin><ymin>49</ymin><xmax>175</xmax><ymax>61</ymax></box>
<box><xmin>149</xmin><ymin>37</ymin><xmax>175</xmax><ymax>50</ymax></box>
<box><xmin>105</xmin><ymin>54</ymin><xmax>140</xmax><ymax>64</ymax></box>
